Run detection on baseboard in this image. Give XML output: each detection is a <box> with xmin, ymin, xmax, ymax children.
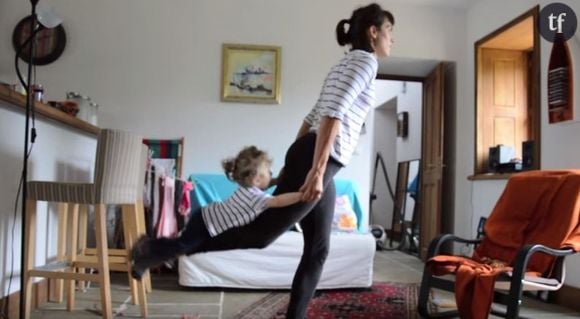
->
<box><xmin>0</xmin><ymin>279</ymin><xmax>50</xmax><ymax>319</ymax></box>
<box><xmin>552</xmin><ymin>284</ymin><xmax>580</xmax><ymax>312</ymax></box>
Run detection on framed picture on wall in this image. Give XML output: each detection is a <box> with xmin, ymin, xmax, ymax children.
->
<box><xmin>221</xmin><ymin>43</ymin><xmax>281</xmax><ymax>104</ymax></box>
<box><xmin>397</xmin><ymin>111</ymin><xmax>409</xmax><ymax>138</ymax></box>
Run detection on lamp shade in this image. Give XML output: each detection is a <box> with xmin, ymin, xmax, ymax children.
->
<box><xmin>36</xmin><ymin>2</ymin><xmax>62</xmax><ymax>28</ymax></box>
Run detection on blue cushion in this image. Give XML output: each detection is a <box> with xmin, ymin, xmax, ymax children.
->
<box><xmin>189</xmin><ymin>173</ymin><xmax>364</xmax><ymax>231</ymax></box>
<box><xmin>334</xmin><ymin>179</ymin><xmax>364</xmax><ymax>231</ymax></box>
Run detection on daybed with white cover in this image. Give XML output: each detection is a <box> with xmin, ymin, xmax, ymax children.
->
<box><xmin>178</xmin><ymin>174</ymin><xmax>375</xmax><ymax>289</ymax></box>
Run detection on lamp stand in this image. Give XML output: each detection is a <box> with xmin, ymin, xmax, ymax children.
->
<box><xmin>20</xmin><ymin>1</ymin><xmax>39</xmax><ymax>318</ymax></box>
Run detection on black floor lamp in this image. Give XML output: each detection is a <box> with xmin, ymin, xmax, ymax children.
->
<box><xmin>14</xmin><ymin>1</ymin><xmax>62</xmax><ymax>318</ymax></box>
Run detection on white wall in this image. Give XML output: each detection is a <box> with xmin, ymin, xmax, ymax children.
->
<box><xmin>461</xmin><ymin>0</ymin><xmax>580</xmax><ymax>287</ymax></box>
<box><xmin>0</xmin><ymin>0</ymin><xmax>467</xmax><ymax>295</ymax></box>
<box><xmin>375</xmin><ymin>80</ymin><xmax>403</xmax><ymax>105</ymax></box>
<box><xmin>369</xmin><ymin>80</ymin><xmax>401</xmax><ymax>228</ymax></box>
<box><xmin>396</xmin><ymin>82</ymin><xmax>423</xmax><ymax>162</ymax></box>
<box><xmin>0</xmin><ymin>0</ymin><xmax>467</xmax><ymax>221</ymax></box>
<box><xmin>0</xmin><ymin>102</ymin><xmax>96</xmax><ymax>296</ymax></box>
<box><xmin>371</xmin><ymin>99</ymin><xmax>397</xmax><ymax>228</ymax></box>
<box><xmin>370</xmin><ymin>79</ymin><xmax>422</xmax><ymax>230</ymax></box>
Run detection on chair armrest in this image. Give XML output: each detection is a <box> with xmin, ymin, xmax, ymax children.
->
<box><xmin>427</xmin><ymin>234</ymin><xmax>482</xmax><ymax>259</ymax></box>
<box><xmin>511</xmin><ymin>244</ymin><xmax>575</xmax><ymax>278</ymax></box>
<box><xmin>509</xmin><ymin>244</ymin><xmax>576</xmax><ymax>296</ymax></box>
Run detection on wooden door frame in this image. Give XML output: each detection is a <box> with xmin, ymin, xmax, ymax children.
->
<box><xmin>474</xmin><ymin>6</ymin><xmax>541</xmax><ymax>174</ymax></box>
<box><xmin>377</xmin><ymin>63</ymin><xmax>450</xmax><ymax>260</ymax></box>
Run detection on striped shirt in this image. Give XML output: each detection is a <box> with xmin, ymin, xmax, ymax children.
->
<box><xmin>201</xmin><ymin>186</ymin><xmax>271</xmax><ymax>237</ymax></box>
<box><xmin>305</xmin><ymin>49</ymin><xmax>378</xmax><ymax>165</ymax></box>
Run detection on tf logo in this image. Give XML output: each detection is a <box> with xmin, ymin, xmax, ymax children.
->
<box><xmin>540</xmin><ymin>2</ymin><xmax>577</xmax><ymax>42</ymax></box>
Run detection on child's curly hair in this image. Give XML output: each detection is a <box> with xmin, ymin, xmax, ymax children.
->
<box><xmin>222</xmin><ymin>146</ymin><xmax>272</xmax><ymax>187</ymax></box>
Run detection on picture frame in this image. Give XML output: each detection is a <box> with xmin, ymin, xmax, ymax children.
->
<box><xmin>397</xmin><ymin>111</ymin><xmax>409</xmax><ymax>138</ymax></box>
<box><xmin>221</xmin><ymin>43</ymin><xmax>281</xmax><ymax>104</ymax></box>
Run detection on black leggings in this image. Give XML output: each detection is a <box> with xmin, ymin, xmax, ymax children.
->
<box><xmin>195</xmin><ymin>133</ymin><xmax>342</xmax><ymax>319</ymax></box>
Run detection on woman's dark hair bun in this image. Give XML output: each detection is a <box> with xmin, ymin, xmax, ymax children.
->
<box><xmin>335</xmin><ymin>3</ymin><xmax>394</xmax><ymax>52</ymax></box>
<box><xmin>335</xmin><ymin>19</ymin><xmax>351</xmax><ymax>46</ymax></box>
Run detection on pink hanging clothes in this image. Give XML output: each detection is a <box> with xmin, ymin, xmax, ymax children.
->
<box><xmin>178</xmin><ymin>181</ymin><xmax>194</xmax><ymax>218</ymax></box>
<box><xmin>156</xmin><ymin>176</ymin><xmax>179</xmax><ymax>238</ymax></box>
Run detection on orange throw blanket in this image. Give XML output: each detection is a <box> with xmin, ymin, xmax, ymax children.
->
<box><xmin>427</xmin><ymin>170</ymin><xmax>580</xmax><ymax>319</ymax></box>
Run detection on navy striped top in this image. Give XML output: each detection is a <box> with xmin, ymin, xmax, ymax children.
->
<box><xmin>201</xmin><ymin>186</ymin><xmax>271</xmax><ymax>237</ymax></box>
<box><xmin>305</xmin><ymin>50</ymin><xmax>378</xmax><ymax>165</ymax></box>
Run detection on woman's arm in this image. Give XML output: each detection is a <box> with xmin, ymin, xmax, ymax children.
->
<box><xmin>265</xmin><ymin>192</ymin><xmax>303</xmax><ymax>208</ymax></box>
<box><xmin>300</xmin><ymin>116</ymin><xmax>341</xmax><ymax>201</ymax></box>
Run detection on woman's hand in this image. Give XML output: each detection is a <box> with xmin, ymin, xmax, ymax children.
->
<box><xmin>299</xmin><ymin>169</ymin><xmax>324</xmax><ymax>201</ymax></box>
<box><xmin>299</xmin><ymin>117</ymin><xmax>338</xmax><ymax>201</ymax></box>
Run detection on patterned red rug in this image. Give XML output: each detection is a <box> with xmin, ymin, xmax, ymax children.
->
<box><xmin>234</xmin><ymin>282</ymin><xmax>419</xmax><ymax>319</ymax></box>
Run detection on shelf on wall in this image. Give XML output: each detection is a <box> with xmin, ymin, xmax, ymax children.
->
<box><xmin>0</xmin><ymin>84</ymin><xmax>100</xmax><ymax>136</ymax></box>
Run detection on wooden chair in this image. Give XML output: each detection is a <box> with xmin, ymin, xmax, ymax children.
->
<box><xmin>141</xmin><ymin>137</ymin><xmax>184</xmax><ymax>274</ymax></box>
<box><xmin>417</xmin><ymin>170</ymin><xmax>580</xmax><ymax>319</ymax></box>
<box><xmin>24</xmin><ymin>129</ymin><xmax>148</xmax><ymax>319</ymax></box>
<box><xmin>143</xmin><ymin>138</ymin><xmax>184</xmax><ymax>178</ymax></box>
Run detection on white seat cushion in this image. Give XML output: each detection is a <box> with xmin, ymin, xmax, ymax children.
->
<box><xmin>178</xmin><ymin>231</ymin><xmax>375</xmax><ymax>289</ymax></box>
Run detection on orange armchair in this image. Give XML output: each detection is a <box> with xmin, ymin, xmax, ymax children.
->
<box><xmin>417</xmin><ymin>170</ymin><xmax>580</xmax><ymax>319</ymax></box>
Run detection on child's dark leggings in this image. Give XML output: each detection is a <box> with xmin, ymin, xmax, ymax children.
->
<box><xmin>195</xmin><ymin>132</ymin><xmax>342</xmax><ymax>319</ymax></box>
<box><xmin>146</xmin><ymin>208</ymin><xmax>210</xmax><ymax>261</ymax></box>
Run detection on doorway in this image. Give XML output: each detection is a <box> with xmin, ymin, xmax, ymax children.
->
<box><xmin>370</xmin><ymin>80</ymin><xmax>423</xmax><ymax>254</ymax></box>
<box><xmin>370</xmin><ymin>60</ymin><xmax>456</xmax><ymax>260</ymax></box>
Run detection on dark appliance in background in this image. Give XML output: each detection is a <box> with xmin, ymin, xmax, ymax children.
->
<box><xmin>488</xmin><ymin>145</ymin><xmax>516</xmax><ymax>173</ymax></box>
<box><xmin>522</xmin><ymin>140</ymin><xmax>535</xmax><ymax>171</ymax></box>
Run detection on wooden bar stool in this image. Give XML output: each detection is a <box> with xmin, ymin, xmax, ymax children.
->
<box><xmin>75</xmin><ymin>144</ymin><xmax>152</xmax><ymax>297</ymax></box>
<box><xmin>24</xmin><ymin>129</ymin><xmax>148</xmax><ymax>319</ymax></box>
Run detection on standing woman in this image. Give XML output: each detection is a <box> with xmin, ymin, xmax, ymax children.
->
<box><xmin>191</xmin><ymin>3</ymin><xmax>393</xmax><ymax>318</ymax></box>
